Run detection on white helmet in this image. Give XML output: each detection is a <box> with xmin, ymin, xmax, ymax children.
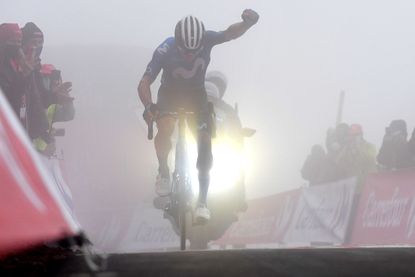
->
<box><xmin>205</xmin><ymin>81</ymin><xmax>220</xmax><ymax>100</ymax></box>
<box><xmin>175</xmin><ymin>15</ymin><xmax>205</xmax><ymax>50</ymax></box>
<box><xmin>205</xmin><ymin>71</ymin><xmax>227</xmax><ymax>99</ymax></box>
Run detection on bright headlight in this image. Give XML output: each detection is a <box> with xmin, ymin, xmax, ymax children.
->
<box><xmin>187</xmin><ymin>136</ymin><xmax>245</xmax><ymax>195</ymax></box>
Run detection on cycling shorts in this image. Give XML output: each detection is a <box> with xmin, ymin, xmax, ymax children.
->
<box><xmin>156</xmin><ymin>85</ymin><xmax>213</xmax><ymax>135</ymax></box>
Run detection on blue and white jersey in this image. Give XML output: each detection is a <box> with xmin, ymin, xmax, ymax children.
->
<box><xmin>144</xmin><ymin>31</ymin><xmax>228</xmax><ymax>89</ymax></box>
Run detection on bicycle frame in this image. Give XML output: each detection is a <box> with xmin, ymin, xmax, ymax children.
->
<box><xmin>173</xmin><ymin>110</ymin><xmax>190</xmax><ymax>190</ymax></box>
<box><xmin>172</xmin><ymin>110</ymin><xmax>192</xmax><ymax>250</ymax></box>
<box><xmin>147</xmin><ymin>108</ymin><xmax>206</xmax><ymax>251</ymax></box>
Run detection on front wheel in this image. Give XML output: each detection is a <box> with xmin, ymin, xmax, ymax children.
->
<box><xmin>179</xmin><ymin>201</ymin><xmax>186</xmax><ymax>250</ymax></box>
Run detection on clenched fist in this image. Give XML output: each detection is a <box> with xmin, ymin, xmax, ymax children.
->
<box><xmin>242</xmin><ymin>9</ymin><xmax>259</xmax><ymax>27</ymax></box>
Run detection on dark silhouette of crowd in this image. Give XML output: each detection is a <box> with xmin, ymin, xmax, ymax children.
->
<box><xmin>377</xmin><ymin>119</ymin><xmax>415</xmax><ymax>170</ymax></box>
<box><xmin>0</xmin><ymin>22</ymin><xmax>74</xmax><ymax>157</ymax></box>
<box><xmin>301</xmin><ymin>123</ymin><xmax>377</xmax><ymax>187</ymax></box>
<box><xmin>301</xmin><ymin>120</ymin><xmax>415</xmax><ymax>187</ymax></box>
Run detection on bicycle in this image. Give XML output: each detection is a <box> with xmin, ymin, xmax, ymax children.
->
<box><xmin>148</xmin><ymin>108</ymin><xmax>201</xmax><ymax>250</ymax></box>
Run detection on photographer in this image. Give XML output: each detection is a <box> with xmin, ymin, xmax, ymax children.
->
<box><xmin>40</xmin><ymin>64</ymin><xmax>74</xmax><ymax>123</ymax></box>
<box><xmin>20</xmin><ymin>22</ymin><xmax>52</xmax><ymax>154</ymax></box>
<box><xmin>33</xmin><ymin>64</ymin><xmax>75</xmax><ymax>157</ymax></box>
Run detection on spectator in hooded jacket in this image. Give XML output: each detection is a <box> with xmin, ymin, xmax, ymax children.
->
<box><xmin>301</xmin><ymin>144</ymin><xmax>331</xmax><ymax>185</ymax></box>
<box><xmin>20</xmin><ymin>22</ymin><xmax>51</xmax><ymax>153</ymax></box>
<box><xmin>377</xmin><ymin>119</ymin><xmax>412</xmax><ymax>170</ymax></box>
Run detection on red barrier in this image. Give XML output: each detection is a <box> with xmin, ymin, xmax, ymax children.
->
<box><xmin>350</xmin><ymin>168</ymin><xmax>415</xmax><ymax>246</ymax></box>
<box><xmin>0</xmin><ymin>92</ymin><xmax>79</xmax><ymax>257</ymax></box>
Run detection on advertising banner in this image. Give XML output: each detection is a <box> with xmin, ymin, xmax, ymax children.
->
<box><xmin>282</xmin><ymin>178</ymin><xmax>357</xmax><ymax>246</ymax></box>
<box><xmin>116</xmin><ymin>205</ymin><xmax>179</xmax><ymax>252</ymax></box>
<box><xmin>215</xmin><ymin>189</ymin><xmax>300</xmax><ymax>245</ymax></box>
<box><xmin>351</xmin><ymin>168</ymin><xmax>415</xmax><ymax>245</ymax></box>
<box><xmin>215</xmin><ymin>178</ymin><xmax>357</xmax><ymax>247</ymax></box>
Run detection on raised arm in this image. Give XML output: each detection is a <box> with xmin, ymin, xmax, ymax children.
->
<box><xmin>223</xmin><ymin>9</ymin><xmax>259</xmax><ymax>41</ymax></box>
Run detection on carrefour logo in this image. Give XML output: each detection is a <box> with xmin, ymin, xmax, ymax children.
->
<box><xmin>172</xmin><ymin>58</ymin><xmax>206</xmax><ymax>79</ymax></box>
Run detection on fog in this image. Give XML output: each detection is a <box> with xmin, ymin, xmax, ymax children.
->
<box><xmin>3</xmin><ymin>0</ymin><xmax>415</xmax><ymax>250</ymax></box>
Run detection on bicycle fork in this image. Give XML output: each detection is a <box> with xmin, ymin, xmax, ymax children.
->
<box><xmin>174</xmin><ymin>114</ymin><xmax>191</xmax><ymax>250</ymax></box>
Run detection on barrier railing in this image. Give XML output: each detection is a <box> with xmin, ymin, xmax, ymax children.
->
<box><xmin>215</xmin><ymin>168</ymin><xmax>415</xmax><ymax>248</ymax></box>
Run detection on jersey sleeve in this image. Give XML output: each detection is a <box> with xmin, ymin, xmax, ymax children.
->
<box><xmin>204</xmin><ymin>30</ymin><xmax>229</xmax><ymax>47</ymax></box>
<box><xmin>143</xmin><ymin>38</ymin><xmax>173</xmax><ymax>82</ymax></box>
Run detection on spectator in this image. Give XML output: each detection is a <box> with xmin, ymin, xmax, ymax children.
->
<box><xmin>326</xmin><ymin>123</ymin><xmax>350</xmax><ymax>155</ymax></box>
<box><xmin>40</xmin><ymin>64</ymin><xmax>75</xmax><ymax>127</ymax></box>
<box><xmin>0</xmin><ymin>23</ymin><xmax>29</xmax><ymax>123</ymax></box>
<box><xmin>1</xmin><ymin>22</ymin><xmax>74</xmax><ymax>157</ymax></box>
<box><xmin>349</xmin><ymin>124</ymin><xmax>376</xmax><ymax>171</ymax></box>
<box><xmin>301</xmin><ymin>144</ymin><xmax>330</xmax><ymax>185</ymax></box>
<box><xmin>21</xmin><ymin>22</ymin><xmax>51</xmax><ymax>151</ymax></box>
<box><xmin>21</xmin><ymin>22</ymin><xmax>43</xmax><ymax>71</ymax></box>
<box><xmin>377</xmin><ymin>119</ymin><xmax>412</xmax><ymax>169</ymax></box>
<box><xmin>33</xmin><ymin>64</ymin><xmax>75</xmax><ymax>157</ymax></box>
<box><xmin>347</xmin><ymin>124</ymin><xmax>377</xmax><ymax>184</ymax></box>
<box><xmin>323</xmin><ymin>123</ymin><xmax>376</xmax><ymax>183</ymax></box>
<box><xmin>39</xmin><ymin>64</ymin><xmax>74</xmax><ymax>111</ymax></box>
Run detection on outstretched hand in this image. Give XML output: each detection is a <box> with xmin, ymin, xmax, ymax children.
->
<box><xmin>242</xmin><ymin>9</ymin><xmax>259</xmax><ymax>27</ymax></box>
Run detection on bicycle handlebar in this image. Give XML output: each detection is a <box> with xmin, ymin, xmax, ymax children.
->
<box><xmin>146</xmin><ymin>105</ymin><xmax>215</xmax><ymax>140</ymax></box>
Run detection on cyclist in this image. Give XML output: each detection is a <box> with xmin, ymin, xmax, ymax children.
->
<box><xmin>138</xmin><ymin>9</ymin><xmax>259</xmax><ymax>222</ymax></box>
